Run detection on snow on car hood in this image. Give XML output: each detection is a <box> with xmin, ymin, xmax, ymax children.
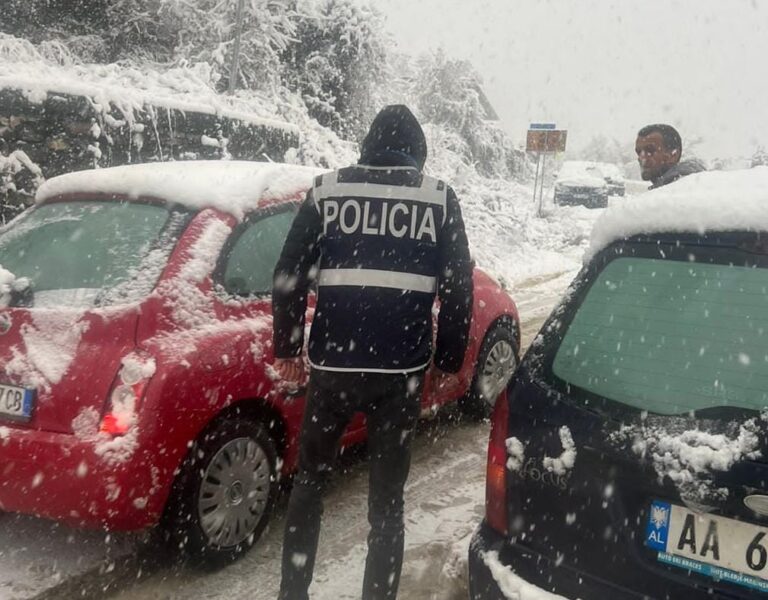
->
<box><xmin>587</xmin><ymin>166</ymin><xmax>768</xmax><ymax>259</ymax></box>
<box><xmin>36</xmin><ymin>161</ymin><xmax>326</xmax><ymax>220</ymax></box>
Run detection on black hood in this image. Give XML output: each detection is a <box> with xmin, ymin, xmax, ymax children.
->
<box><xmin>359</xmin><ymin>105</ymin><xmax>427</xmax><ymax>170</ymax></box>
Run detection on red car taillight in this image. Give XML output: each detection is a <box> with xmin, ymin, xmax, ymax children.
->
<box><xmin>100</xmin><ymin>353</ymin><xmax>156</xmax><ymax>436</ymax></box>
<box><xmin>485</xmin><ymin>389</ymin><xmax>509</xmax><ymax>535</ymax></box>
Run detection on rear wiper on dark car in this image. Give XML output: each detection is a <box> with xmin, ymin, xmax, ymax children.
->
<box><xmin>10</xmin><ymin>284</ymin><xmax>34</xmax><ymax>308</ymax></box>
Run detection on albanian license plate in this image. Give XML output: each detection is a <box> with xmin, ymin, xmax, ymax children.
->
<box><xmin>0</xmin><ymin>382</ymin><xmax>35</xmax><ymax>421</ymax></box>
<box><xmin>646</xmin><ymin>500</ymin><xmax>768</xmax><ymax>593</ymax></box>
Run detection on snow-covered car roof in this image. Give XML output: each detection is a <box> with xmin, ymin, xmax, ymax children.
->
<box><xmin>556</xmin><ymin>161</ymin><xmax>607</xmax><ymax>188</ymax></box>
<box><xmin>35</xmin><ymin>161</ymin><xmax>326</xmax><ymax>219</ymax></box>
<box><xmin>587</xmin><ymin>166</ymin><xmax>768</xmax><ymax>259</ymax></box>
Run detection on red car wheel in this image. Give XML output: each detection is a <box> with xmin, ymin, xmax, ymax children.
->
<box><xmin>161</xmin><ymin>418</ymin><xmax>279</xmax><ymax>567</ymax></box>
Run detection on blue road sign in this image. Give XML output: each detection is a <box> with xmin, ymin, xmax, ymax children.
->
<box><xmin>529</xmin><ymin>123</ymin><xmax>556</xmax><ymax>130</ymax></box>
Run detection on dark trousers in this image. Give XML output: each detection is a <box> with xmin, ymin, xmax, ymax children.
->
<box><xmin>278</xmin><ymin>368</ymin><xmax>424</xmax><ymax>600</ymax></box>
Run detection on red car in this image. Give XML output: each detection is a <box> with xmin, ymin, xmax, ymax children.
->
<box><xmin>0</xmin><ymin>161</ymin><xmax>519</xmax><ymax>564</ymax></box>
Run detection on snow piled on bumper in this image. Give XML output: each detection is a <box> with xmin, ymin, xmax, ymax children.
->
<box><xmin>482</xmin><ymin>551</ymin><xmax>571</xmax><ymax>600</ymax></box>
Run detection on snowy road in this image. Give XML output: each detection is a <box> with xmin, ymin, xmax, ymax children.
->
<box><xmin>108</xmin><ymin>411</ymin><xmax>488</xmax><ymax>600</ymax></box>
<box><xmin>103</xmin><ymin>277</ymin><xmax>572</xmax><ymax>600</ymax></box>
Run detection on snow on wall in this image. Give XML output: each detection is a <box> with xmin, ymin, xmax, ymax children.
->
<box><xmin>0</xmin><ymin>33</ymin><xmax>361</xmax><ymax>172</ymax></box>
<box><xmin>0</xmin><ymin>150</ymin><xmax>44</xmax><ymax>195</ymax></box>
<box><xmin>0</xmin><ymin>64</ymin><xmax>299</xmax><ymax>137</ymax></box>
<box><xmin>588</xmin><ymin>167</ymin><xmax>768</xmax><ymax>259</ymax></box>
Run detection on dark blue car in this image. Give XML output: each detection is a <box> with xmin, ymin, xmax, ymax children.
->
<box><xmin>469</xmin><ymin>205</ymin><xmax>768</xmax><ymax>598</ymax></box>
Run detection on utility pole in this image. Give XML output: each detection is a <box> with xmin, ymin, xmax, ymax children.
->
<box><xmin>228</xmin><ymin>0</ymin><xmax>246</xmax><ymax>95</ymax></box>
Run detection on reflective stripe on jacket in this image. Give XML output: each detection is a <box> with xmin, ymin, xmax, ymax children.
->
<box><xmin>273</xmin><ymin>164</ymin><xmax>473</xmax><ymax>374</ymax></box>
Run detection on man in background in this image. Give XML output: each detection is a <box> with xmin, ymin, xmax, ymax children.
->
<box><xmin>635</xmin><ymin>124</ymin><xmax>706</xmax><ymax>189</ymax></box>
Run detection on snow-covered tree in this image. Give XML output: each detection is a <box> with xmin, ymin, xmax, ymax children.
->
<box><xmin>752</xmin><ymin>147</ymin><xmax>768</xmax><ymax>168</ymax></box>
<box><xmin>410</xmin><ymin>51</ymin><xmax>527</xmax><ymax>179</ymax></box>
<box><xmin>1</xmin><ymin>0</ymin><xmax>108</xmax><ymax>62</ymax></box>
<box><xmin>1</xmin><ymin>0</ymin><xmax>108</xmax><ymax>39</ymax></box>
<box><xmin>106</xmin><ymin>0</ymin><xmax>297</xmax><ymax>92</ymax></box>
<box><xmin>0</xmin><ymin>149</ymin><xmax>44</xmax><ymax>223</ymax></box>
<box><xmin>281</xmin><ymin>0</ymin><xmax>388</xmax><ymax>139</ymax></box>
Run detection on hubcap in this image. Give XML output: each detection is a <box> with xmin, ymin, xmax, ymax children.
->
<box><xmin>198</xmin><ymin>436</ymin><xmax>272</xmax><ymax>548</ymax></box>
<box><xmin>478</xmin><ymin>339</ymin><xmax>516</xmax><ymax>404</ymax></box>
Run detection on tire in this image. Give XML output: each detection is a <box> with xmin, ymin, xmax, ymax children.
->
<box><xmin>161</xmin><ymin>418</ymin><xmax>278</xmax><ymax>568</ymax></box>
<box><xmin>459</xmin><ymin>323</ymin><xmax>518</xmax><ymax>420</ymax></box>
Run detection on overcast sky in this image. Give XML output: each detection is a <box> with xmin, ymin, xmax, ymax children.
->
<box><xmin>376</xmin><ymin>0</ymin><xmax>768</xmax><ymax>162</ymax></box>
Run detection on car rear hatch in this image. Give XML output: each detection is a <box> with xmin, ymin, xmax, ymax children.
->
<box><xmin>506</xmin><ymin>233</ymin><xmax>768</xmax><ymax>598</ymax></box>
<box><xmin>0</xmin><ymin>197</ymin><xmax>191</xmax><ymax>433</ymax></box>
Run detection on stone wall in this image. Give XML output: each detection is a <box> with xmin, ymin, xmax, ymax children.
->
<box><xmin>0</xmin><ymin>87</ymin><xmax>300</xmax><ymax>222</ymax></box>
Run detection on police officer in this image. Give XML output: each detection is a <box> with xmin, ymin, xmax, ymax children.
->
<box><xmin>272</xmin><ymin>104</ymin><xmax>473</xmax><ymax>600</ymax></box>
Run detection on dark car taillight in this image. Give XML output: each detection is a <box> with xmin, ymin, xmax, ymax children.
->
<box><xmin>485</xmin><ymin>389</ymin><xmax>509</xmax><ymax>535</ymax></box>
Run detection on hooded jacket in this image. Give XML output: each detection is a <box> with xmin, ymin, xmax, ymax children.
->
<box><xmin>650</xmin><ymin>158</ymin><xmax>707</xmax><ymax>189</ymax></box>
<box><xmin>272</xmin><ymin>105</ymin><xmax>473</xmax><ymax>373</ymax></box>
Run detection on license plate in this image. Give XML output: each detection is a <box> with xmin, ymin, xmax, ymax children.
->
<box><xmin>646</xmin><ymin>500</ymin><xmax>768</xmax><ymax>593</ymax></box>
<box><xmin>0</xmin><ymin>382</ymin><xmax>35</xmax><ymax>421</ymax></box>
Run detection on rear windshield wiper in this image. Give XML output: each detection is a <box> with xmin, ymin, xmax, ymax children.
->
<box><xmin>10</xmin><ymin>284</ymin><xmax>34</xmax><ymax>308</ymax></box>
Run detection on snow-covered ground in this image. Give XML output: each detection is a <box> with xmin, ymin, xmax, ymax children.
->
<box><xmin>103</xmin><ymin>378</ymin><xmax>567</xmax><ymax>600</ymax></box>
<box><xmin>0</xmin><ymin>514</ymin><xmax>144</xmax><ymax>600</ymax></box>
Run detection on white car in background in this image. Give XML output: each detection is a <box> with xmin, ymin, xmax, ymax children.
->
<box><xmin>554</xmin><ymin>161</ymin><xmax>626</xmax><ymax>208</ymax></box>
<box><xmin>596</xmin><ymin>162</ymin><xmax>626</xmax><ymax>197</ymax></box>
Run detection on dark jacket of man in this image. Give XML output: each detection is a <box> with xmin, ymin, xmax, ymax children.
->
<box><xmin>650</xmin><ymin>158</ymin><xmax>707</xmax><ymax>189</ymax></box>
<box><xmin>272</xmin><ymin>105</ymin><xmax>473</xmax><ymax>374</ymax></box>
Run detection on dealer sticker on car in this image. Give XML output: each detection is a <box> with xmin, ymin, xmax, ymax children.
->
<box><xmin>646</xmin><ymin>500</ymin><xmax>768</xmax><ymax>593</ymax></box>
<box><xmin>0</xmin><ymin>383</ymin><xmax>35</xmax><ymax>421</ymax></box>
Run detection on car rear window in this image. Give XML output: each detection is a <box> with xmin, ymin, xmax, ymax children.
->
<box><xmin>552</xmin><ymin>257</ymin><xmax>768</xmax><ymax>415</ymax></box>
<box><xmin>0</xmin><ymin>200</ymin><xmax>188</xmax><ymax>308</ymax></box>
